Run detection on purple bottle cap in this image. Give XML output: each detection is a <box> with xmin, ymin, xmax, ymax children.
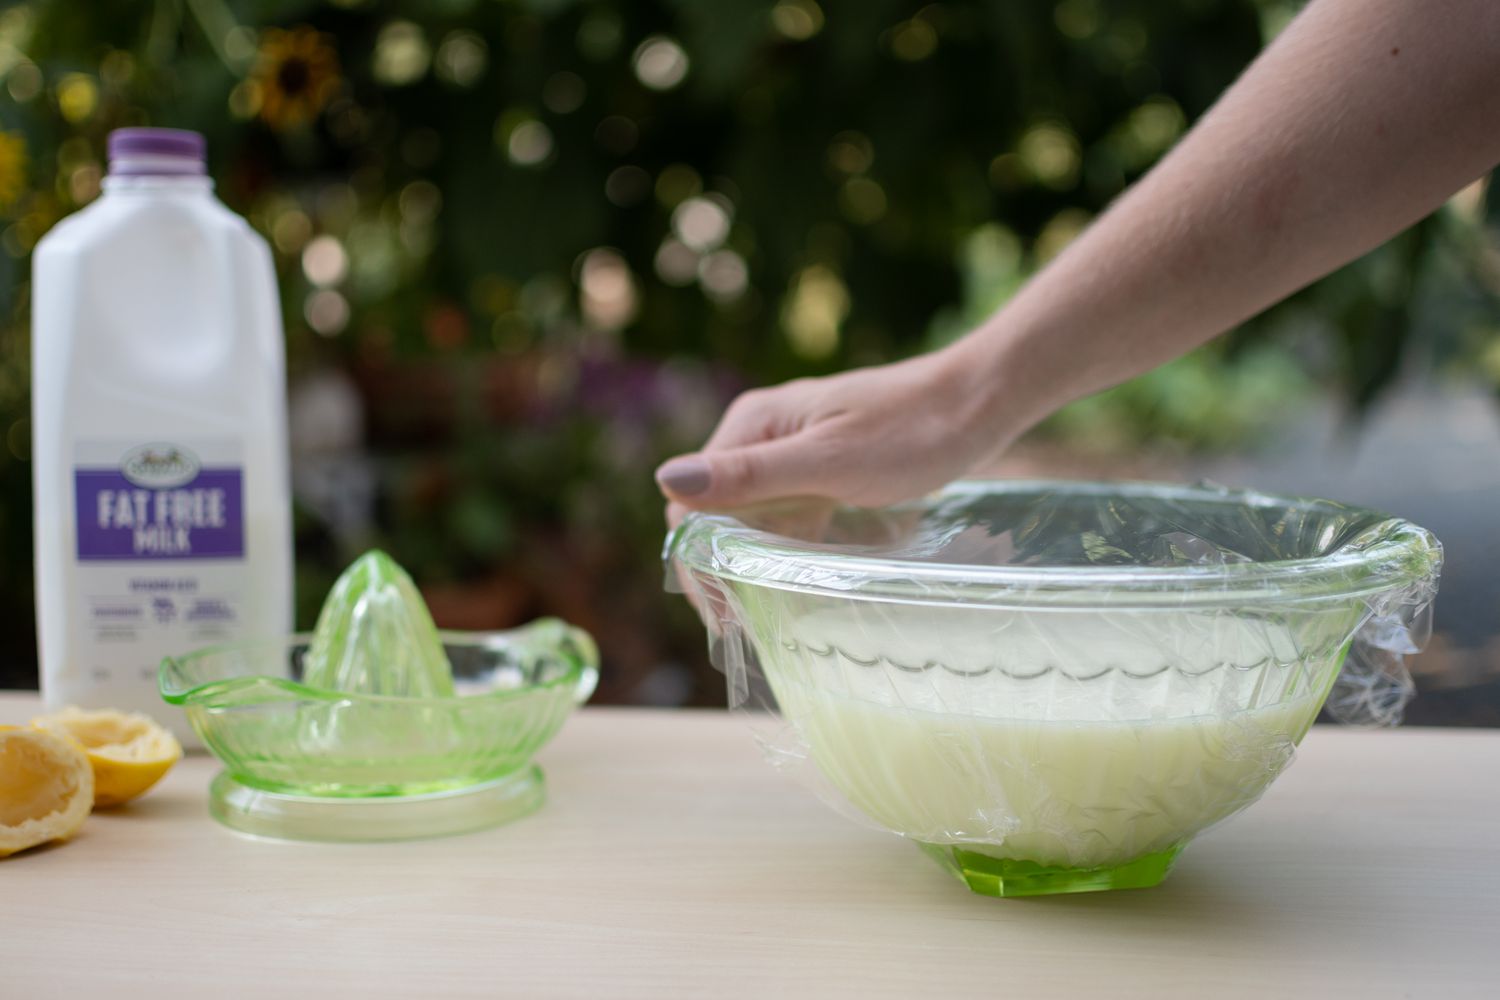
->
<box><xmin>107</xmin><ymin>128</ymin><xmax>206</xmax><ymax>176</ymax></box>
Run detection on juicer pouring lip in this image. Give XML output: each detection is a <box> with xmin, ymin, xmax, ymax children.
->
<box><xmin>157</xmin><ymin>654</ymin><xmax>194</xmax><ymax>702</ymax></box>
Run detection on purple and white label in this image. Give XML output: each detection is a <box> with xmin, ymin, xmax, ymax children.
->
<box><xmin>75</xmin><ymin>445</ymin><xmax>244</xmax><ymax>561</ymax></box>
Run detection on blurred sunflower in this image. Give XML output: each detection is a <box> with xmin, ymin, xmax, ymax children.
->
<box><xmin>249</xmin><ymin>27</ymin><xmax>341</xmax><ymax>131</ymax></box>
<box><xmin>0</xmin><ymin>131</ymin><xmax>27</xmax><ymax>213</ymax></box>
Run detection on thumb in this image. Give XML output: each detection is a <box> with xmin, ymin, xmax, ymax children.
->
<box><xmin>655</xmin><ymin>435</ymin><xmax>834</xmax><ymax>509</ymax></box>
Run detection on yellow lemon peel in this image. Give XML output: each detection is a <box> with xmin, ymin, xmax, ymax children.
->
<box><xmin>31</xmin><ymin>707</ymin><xmax>182</xmax><ymax>808</ymax></box>
<box><xmin>0</xmin><ymin>725</ymin><xmax>94</xmax><ymax>857</ymax></box>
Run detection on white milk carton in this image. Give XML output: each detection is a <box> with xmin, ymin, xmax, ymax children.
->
<box><xmin>31</xmin><ymin>128</ymin><xmax>292</xmax><ymax>742</ymax></box>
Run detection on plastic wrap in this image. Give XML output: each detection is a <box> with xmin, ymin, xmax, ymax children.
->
<box><xmin>665</xmin><ymin>480</ymin><xmax>1441</xmax><ymax>894</ymax></box>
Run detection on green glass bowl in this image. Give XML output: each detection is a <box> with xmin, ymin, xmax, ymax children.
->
<box><xmin>668</xmin><ymin>480</ymin><xmax>1442</xmax><ymax>896</ymax></box>
<box><xmin>160</xmin><ymin>618</ymin><xmax>598</xmax><ymax>799</ymax></box>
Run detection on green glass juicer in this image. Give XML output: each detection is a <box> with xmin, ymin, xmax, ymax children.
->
<box><xmin>159</xmin><ymin>552</ymin><xmax>598</xmax><ymax>842</ymax></box>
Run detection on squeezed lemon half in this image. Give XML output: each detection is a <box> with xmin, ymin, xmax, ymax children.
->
<box><xmin>0</xmin><ymin>725</ymin><xmax>95</xmax><ymax>857</ymax></box>
<box><xmin>31</xmin><ymin>707</ymin><xmax>182</xmax><ymax>808</ymax></box>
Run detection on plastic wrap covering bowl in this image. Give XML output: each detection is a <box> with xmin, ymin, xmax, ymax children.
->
<box><xmin>160</xmin><ymin>619</ymin><xmax>597</xmax><ymax>840</ymax></box>
<box><xmin>666</xmin><ymin>481</ymin><xmax>1441</xmax><ymax>897</ymax></box>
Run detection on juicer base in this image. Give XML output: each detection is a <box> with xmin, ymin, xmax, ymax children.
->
<box><xmin>917</xmin><ymin>842</ymin><xmax>1185</xmax><ymax>898</ymax></box>
<box><xmin>208</xmin><ymin>765</ymin><xmax>546</xmax><ymax>842</ymax></box>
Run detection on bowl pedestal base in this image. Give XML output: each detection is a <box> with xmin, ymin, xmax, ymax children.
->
<box><xmin>208</xmin><ymin>765</ymin><xmax>546</xmax><ymax>842</ymax></box>
<box><xmin>918</xmin><ymin>841</ymin><xmax>1185</xmax><ymax>898</ymax></box>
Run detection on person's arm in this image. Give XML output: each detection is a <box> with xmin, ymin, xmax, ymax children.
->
<box><xmin>656</xmin><ymin>0</ymin><xmax>1500</xmax><ymax>511</ymax></box>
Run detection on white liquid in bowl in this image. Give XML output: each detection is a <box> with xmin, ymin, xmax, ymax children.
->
<box><xmin>753</xmin><ymin>606</ymin><xmax>1346</xmax><ymax>868</ymax></box>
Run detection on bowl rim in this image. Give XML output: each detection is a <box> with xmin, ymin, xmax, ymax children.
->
<box><xmin>159</xmin><ymin>620</ymin><xmax>599</xmax><ymax>708</ymax></box>
<box><xmin>665</xmin><ymin>479</ymin><xmax>1442</xmax><ymax>610</ymax></box>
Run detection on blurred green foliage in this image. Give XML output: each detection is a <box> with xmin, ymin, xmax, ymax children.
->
<box><xmin>0</xmin><ymin>0</ymin><xmax>1496</xmax><ymax>696</ymax></box>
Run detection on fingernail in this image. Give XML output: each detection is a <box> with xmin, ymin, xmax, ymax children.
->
<box><xmin>656</xmin><ymin>457</ymin><xmax>711</xmax><ymax>496</ymax></box>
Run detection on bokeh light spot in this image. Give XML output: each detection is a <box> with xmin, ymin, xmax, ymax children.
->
<box><xmin>56</xmin><ymin>74</ymin><xmax>99</xmax><ymax>123</ymax></box>
<box><xmin>633</xmin><ymin>36</ymin><xmax>689</xmax><ymax>91</ymax></box>
<box><xmin>1054</xmin><ymin>0</ymin><xmax>1104</xmax><ymax>40</ymax></box>
<box><xmin>228</xmin><ymin>80</ymin><xmax>262</xmax><ymax>119</ymax></box>
<box><xmin>1128</xmin><ymin>97</ymin><xmax>1186</xmax><ymax>155</ymax></box>
<box><xmin>305</xmin><ymin>289</ymin><xmax>350</xmax><ymax>335</ymax></box>
<box><xmin>6</xmin><ymin>61</ymin><xmax>42</xmax><ymax>102</ymax></box>
<box><xmin>578</xmin><ymin>247</ymin><xmax>638</xmax><ymax>331</ymax></box>
<box><xmin>889</xmin><ymin>19</ymin><xmax>937</xmax><ymax>62</ymax></box>
<box><xmin>223</xmin><ymin>27</ymin><xmax>257</xmax><ymax>65</ymax></box>
<box><xmin>826</xmin><ymin>131</ymin><xmax>874</xmax><ymax>175</ymax></box>
<box><xmin>771</xmin><ymin>1</ymin><xmax>824</xmax><ymax>41</ymax></box>
<box><xmin>671</xmin><ymin>196</ymin><xmax>731</xmax><ymax>252</ymax></box>
<box><xmin>302</xmin><ymin>234</ymin><xmax>349</xmax><ymax>287</ymax></box>
<box><xmin>605</xmin><ymin>165</ymin><xmax>651</xmax><ymax>207</ymax></box>
<box><xmin>272</xmin><ymin>209</ymin><xmax>313</xmax><ymax>254</ymax></box>
<box><xmin>98</xmin><ymin>49</ymin><xmax>133</xmax><ymax>86</ymax></box>
<box><xmin>1019</xmin><ymin>123</ymin><xmax>1081</xmax><ymax>190</ymax></box>
<box><xmin>782</xmin><ymin>264</ymin><xmax>848</xmax><ymax>360</ymax></box>
<box><xmin>398</xmin><ymin>180</ymin><xmax>442</xmax><ymax>224</ymax></box>
<box><xmin>507</xmin><ymin>120</ymin><xmax>554</xmax><ymax>167</ymax></box>
<box><xmin>0</xmin><ymin>131</ymin><xmax>28</xmax><ymax>212</ymax></box>
<box><xmin>436</xmin><ymin>30</ymin><xmax>487</xmax><ymax>87</ymax></box>
<box><xmin>698</xmin><ymin>250</ymin><xmax>749</xmax><ymax>303</ymax></box>
<box><xmin>373</xmin><ymin>21</ymin><xmax>430</xmax><ymax>86</ymax></box>
<box><xmin>347</xmin><ymin>219</ymin><xmax>399</xmax><ymax>296</ymax></box>
<box><xmin>654</xmin><ymin>238</ymin><xmax>699</xmax><ymax>287</ymax></box>
<box><xmin>654</xmin><ymin>164</ymin><xmax>701</xmax><ymax>207</ymax></box>
<box><xmin>68</xmin><ymin>163</ymin><xmax>101</xmax><ymax>205</ymax></box>
<box><xmin>577</xmin><ymin>11</ymin><xmax>624</xmax><ymax>61</ymax></box>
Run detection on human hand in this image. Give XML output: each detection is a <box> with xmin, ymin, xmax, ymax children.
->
<box><xmin>655</xmin><ymin>343</ymin><xmax>1021</xmax><ymax>514</ymax></box>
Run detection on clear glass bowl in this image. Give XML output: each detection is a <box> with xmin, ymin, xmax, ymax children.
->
<box><xmin>667</xmin><ymin>480</ymin><xmax>1441</xmax><ymax>897</ymax></box>
<box><xmin>160</xmin><ymin>618</ymin><xmax>598</xmax><ymax>840</ymax></box>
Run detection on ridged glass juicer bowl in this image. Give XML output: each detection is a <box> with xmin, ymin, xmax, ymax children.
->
<box><xmin>668</xmin><ymin>481</ymin><xmax>1441</xmax><ymax>897</ymax></box>
<box><xmin>160</xmin><ymin>618</ymin><xmax>597</xmax><ymax>841</ymax></box>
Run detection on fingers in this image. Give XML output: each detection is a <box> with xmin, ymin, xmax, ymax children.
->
<box><xmin>702</xmin><ymin>388</ymin><xmax>779</xmax><ymax>452</ymax></box>
<box><xmin>656</xmin><ymin>432</ymin><xmax>838</xmax><ymax>509</ymax></box>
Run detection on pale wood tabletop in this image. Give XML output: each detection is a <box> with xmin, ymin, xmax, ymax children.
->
<box><xmin>3</xmin><ymin>691</ymin><xmax>1498</xmax><ymax>999</ymax></box>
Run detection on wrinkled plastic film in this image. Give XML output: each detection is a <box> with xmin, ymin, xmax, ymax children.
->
<box><xmin>666</xmin><ymin>481</ymin><xmax>1441</xmax><ymax>869</ymax></box>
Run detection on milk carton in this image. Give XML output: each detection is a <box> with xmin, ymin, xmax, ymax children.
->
<box><xmin>31</xmin><ymin>128</ymin><xmax>292</xmax><ymax>742</ymax></box>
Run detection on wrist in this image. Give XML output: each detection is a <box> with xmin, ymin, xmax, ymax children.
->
<box><xmin>934</xmin><ymin>317</ymin><xmax>1061</xmax><ymax>459</ymax></box>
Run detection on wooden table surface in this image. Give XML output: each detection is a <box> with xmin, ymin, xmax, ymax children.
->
<box><xmin>3</xmin><ymin>691</ymin><xmax>1498</xmax><ymax>999</ymax></box>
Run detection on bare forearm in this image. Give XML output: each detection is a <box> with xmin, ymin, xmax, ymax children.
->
<box><xmin>658</xmin><ymin>0</ymin><xmax>1500</xmax><ymax>510</ymax></box>
<box><xmin>955</xmin><ymin>0</ymin><xmax>1500</xmax><ymax>431</ymax></box>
